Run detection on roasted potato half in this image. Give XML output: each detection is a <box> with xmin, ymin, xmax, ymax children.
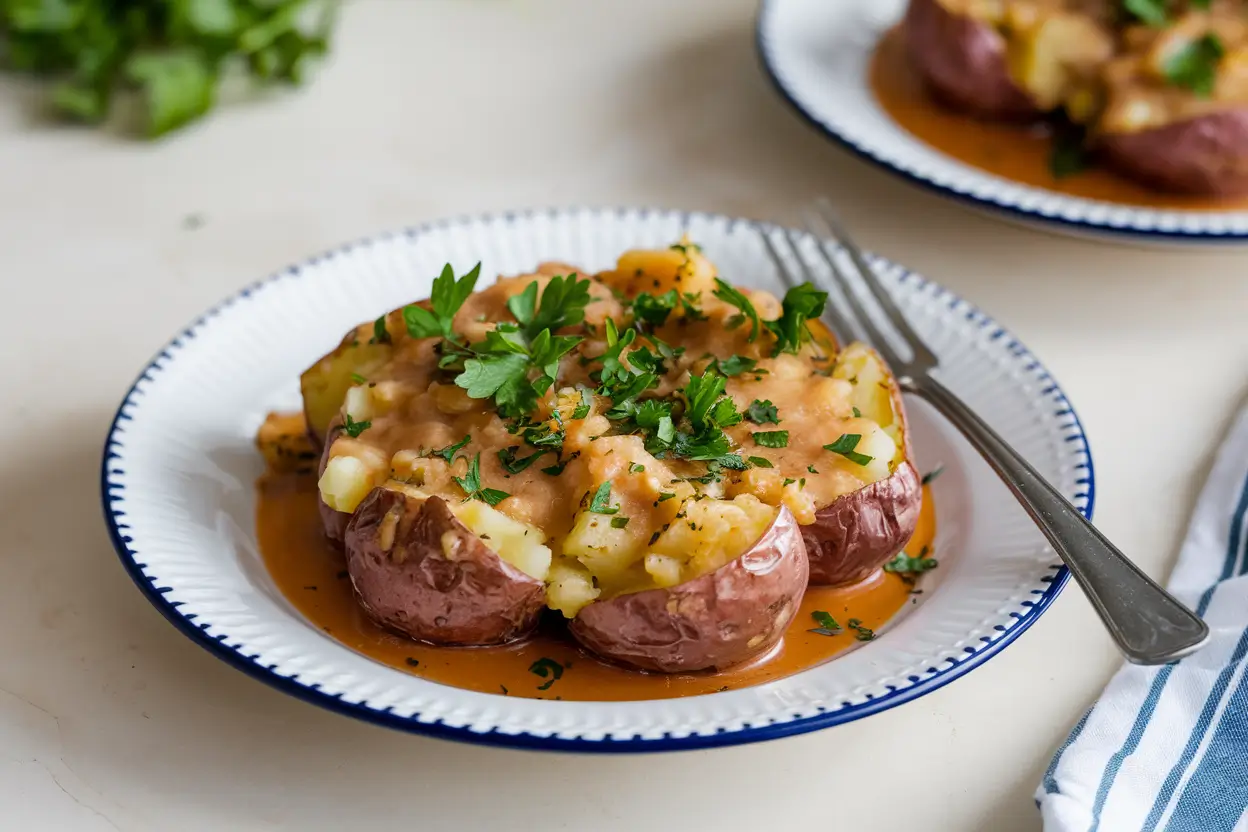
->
<box><xmin>343</xmin><ymin>488</ymin><xmax>552</xmax><ymax>646</ymax></box>
<box><xmin>800</xmin><ymin>344</ymin><xmax>921</xmax><ymax>587</ymax></box>
<box><xmin>568</xmin><ymin>504</ymin><xmax>809</xmax><ymax>673</ymax></box>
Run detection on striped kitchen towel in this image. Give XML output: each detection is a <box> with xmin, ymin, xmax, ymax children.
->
<box><xmin>1037</xmin><ymin>403</ymin><xmax>1248</xmax><ymax>832</ymax></box>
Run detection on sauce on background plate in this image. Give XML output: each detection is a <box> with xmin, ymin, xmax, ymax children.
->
<box><xmin>870</xmin><ymin>28</ymin><xmax>1248</xmax><ymax>211</ymax></box>
<box><xmin>256</xmin><ymin>475</ymin><xmax>937</xmax><ymax>701</ymax></box>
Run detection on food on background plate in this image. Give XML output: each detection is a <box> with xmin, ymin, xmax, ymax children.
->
<box><xmin>259</xmin><ymin>241</ymin><xmax>923</xmax><ymax>675</ymax></box>
<box><xmin>898</xmin><ymin>0</ymin><xmax>1248</xmax><ymax>196</ymax></box>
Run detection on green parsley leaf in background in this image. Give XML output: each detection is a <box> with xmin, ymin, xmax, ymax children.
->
<box><xmin>0</xmin><ymin>0</ymin><xmax>339</xmax><ymax>137</ymax></box>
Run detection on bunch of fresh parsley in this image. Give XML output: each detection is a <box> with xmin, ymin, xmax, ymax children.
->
<box><xmin>0</xmin><ymin>0</ymin><xmax>338</xmax><ymax>137</ymax></box>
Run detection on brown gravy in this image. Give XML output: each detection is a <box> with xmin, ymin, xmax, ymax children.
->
<box><xmin>256</xmin><ymin>474</ymin><xmax>937</xmax><ymax>701</ymax></box>
<box><xmin>870</xmin><ymin>27</ymin><xmax>1248</xmax><ymax>211</ymax></box>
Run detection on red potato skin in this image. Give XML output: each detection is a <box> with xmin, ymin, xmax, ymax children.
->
<box><xmin>803</xmin><ymin>461</ymin><xmax>922</xmax><ymax>586</ymax></box>
<box><xmin>903</xmin><ymin>0</ymin><xmax>1041</xmax><ymax>120</ymax></box>
<box><xmin>569</xmin><ymin>507</ymin><xmax>809</xmax><ymax>673</ymax></box>
<box><xmin>343</xmin><ymin>489</ymin><xmax>546</xmax><ymax>646</ymax></box>
<box><xmin>1099</xmin><ymin>112</ymin><xmax>1248</xmax><ymax>196</ymax></box>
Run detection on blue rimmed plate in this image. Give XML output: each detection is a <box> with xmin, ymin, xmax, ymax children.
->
<box><xmin>101</xmin><ymin>207</ymin><xmax>1091</xmax><ymax>751</ymax></box>
<box><xmin>757</xmin><ymin>0</ymin><xmax>1248</xmax><ymax>245</ymax></box>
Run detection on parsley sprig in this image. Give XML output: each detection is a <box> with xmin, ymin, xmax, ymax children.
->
<box><xmin>711</xmin><ymin>280</ymin><xmax>828</xmax><ymax>356</ymax></box>
<box><xmin>404</xmin><ymin>263</ymin><xmax>481</xmax><ymax>342</ymax></box>
<box><xmin>454</xmin><ymin>274</ymin><xmax>592</xmax><ymax>418</ymax></box>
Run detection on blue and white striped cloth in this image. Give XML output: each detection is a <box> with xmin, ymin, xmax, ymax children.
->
<box><xmin>1037</xmin><ymin>404</ymin><xmax>1248</xmax><ymax>832</ymax></box>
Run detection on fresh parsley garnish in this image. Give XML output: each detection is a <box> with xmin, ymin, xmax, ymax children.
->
<box><xmin>428</xmin><ymin>435</ymin><xmax>470</xmax><ymax>464</ymax></box>
<box><xmin>847</xmin><ymin>619</ymin><xmax>876</xmax><ymax>641</ymax></box>
<box><xmin>1123</xmin><ymin>0</ymin><xmax>1168</xmax><ymax>26</ymax></box>
<box><xmin>764</xmin><ymin>284</ymin><xmax>829</xmax><ymax>355</ymax></box>
<box><xmin>343</xmin><ymin>414</ymin><xmax>370</xmax><ymax>438</ymax></box>
<box><xmin>404</xmin><ymin>263</ymin><xmax>481</xmax><ymax>341</ymax></box>
<box><xmin>507</xmin><ymin>273</ymin><xmax>593</xmax><ymax>337</ymax></box>
<box><xmin>745</xmin><ymin>399</ymin><xmax>780</xmax><ymax>424</ymax></box>
<box><xmin>631</xmin><ymin>289</ymin><xmax>680</xmax><ymax>328</ymax></box>
<box><xmin>752</xmin><ymin>430</ymin><xmax>789</xmax><ymax>449</ymax></box>
<box><xmin>454</xmin><ymin>275</ymin><xmax>591</xmax><ymax>418</ymax></box>
<box><xmin>570</xmin><ymin>388</ymin><xmax>592</xmax><ymax>420</ymax></box>
<box><xmin>541</xmin><ymin>460</ymin><xmax>569</xmax><ymax>476</ymax></box>
<box><xmin>628</xmin><ymin>463</ymin><xmax>646</xmax><ymax>473</ymax></box>
<box><xmin>884</xmin><ymin>549</ymin><xmax>939</xmax><ymax>575</ymax></box>
<box><xmin>713</xmin><ymin>278</ymin><xmax>760</xmax><ymax>341</ymax></box>
<box><xmin>497</xmin><ymin>446</ymin><xmax>549</xmax><ymax>474</ymax></box>
<box><xmin>807</xmin><ymin>464</ymin><xmax>818</xmax><ymax>474</ymax></box>
<box><xmin>1048</xmin><ymin>112</ymin><xmax>1091</xmax><ymax>179</ymax></box>
<box><xmin>371</xmin><ymin>315</ymin><xmax>391</xmax><ymax>345</ymax></box>
<box><xmin>454</xmin><ymin>452</ymin><xmax>510</xmax><ymax>506</ymax></box>
<box><xmin>824</xmin><ymin>433</ymin><xmax>874</xmax><ymax>466</ymax></box>
<box><xmin>588</xmin><ymin>482</ymin><xmax>620</xmax><ymax>514</ymax></box>
<box><xmin>1164</xmin><ymin>33</ymin><xmax>1224</xmax><ymax>97</ymax></box>
<box><xmin>350</xmin><ymin>372</ymin><xmax>368</xmax><ymax>385</ymax></box>
<box><xmin>748</xmin><ymin>456</ymin><xmax>773</xmax><ymax>468</ymax></box>
<box><xmin>851</xmin><ymin>406</ymin><xmax>862</xmax><ymax>418</ymax></box>
<box><xmin>529</xmin><ymin>657</ymin><xmax>564</xmax><ymax>691</ymax></box>
<box><xmin>712</xmin><ymin>355</ymin><xmax>759</xmax><ymax>376</ymax></box>
<box><xmin>921</xmin><ymin>465</ymin><xmax>945</xmax><ymax>486</ymax></box>
<box><xmin>808</xmin><ymin>610</ymin><xmax>843</xmax><ymax>636</ymax></box>
<box><xmin>610</xmin><ymin>516</ymin><xmax>631</xmax><ymax>529</ymax></box>
<box><xmin>12</xmin><ymin>0</ymin><xmax>339</xmax><ymax>137</ymax></box>
<box><xmin>657</xmin><ymin>491</ymin><xmax>676</xmax><ymax>502</ymax></box>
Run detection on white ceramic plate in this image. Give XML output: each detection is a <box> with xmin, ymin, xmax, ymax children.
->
<box><xmin>757</xmin><ymin>0</ymin><xmax>1248</xmax><ymax>245</ymax></box>
<box><xmin>102</xmin><ymin>207</ymin><xmax>1092</xmax><ymax>751</ymax></box>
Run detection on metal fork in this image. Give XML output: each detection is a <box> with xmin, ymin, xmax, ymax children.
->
<box><xmin>760</xmin><ymin>198</ymin><xmax>1209</xmax><ymax>666</ymax></box>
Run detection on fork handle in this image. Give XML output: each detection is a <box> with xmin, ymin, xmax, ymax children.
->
<box><xmin>905</xmin><ymin>373</ymin><xmax>1209</xmax><ymax>665</ymax></box>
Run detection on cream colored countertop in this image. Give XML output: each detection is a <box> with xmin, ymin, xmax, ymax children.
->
<box><xmin>3</xmin><ymin>1</ymin><xmax>1247</xmax><ymax>830</ymax></box>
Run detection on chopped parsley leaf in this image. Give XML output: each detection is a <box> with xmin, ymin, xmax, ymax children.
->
<box><xmin>497</xmin><ymin>446</ymin><xmax>548</xmax><ymax>474</ymax></box>
<box><xmin>588</xmin><ymin>482</ymin><xmax>620</xmax><ymax>515</ymax></box>
<box><xmin>808</xmin><ymin>610</ymin><xmax>842</xmax><ymax>636</ymax></box>
<box><xmin>713</xmin><ymin>278</ymin><xmax>760</xmax><ymax>341</ymax></box>
<box><xmin>632</xmin><ymin>289</ymin><xmax>679</xmax><ymax>328</ymax></box>
<box><xmin>629</xmin><ymin>463</ymin><xmax>646</xmax><ymax>473</ymax></box>
<box><xmin>529</xmin><ymin>657</ymin><xmax>564</xmax><ymax>691</ymax></box>
<box><xmin>748</xmin><ymin>456</ymin><xmax>773</xmax><ymax>468</ymax></box>
<box><xmin>765</xmin><ymin>283</ymin><xmax>828</xmax><ymax>355</ymax></box>
<box><xmin>453</xmin><ymin>452</ymin><xmax>510</xmax><ymax>507</ymax></box>
<box><xmin>428</xmin><ymin>435</ymin><xmax>471</xmax><ymax>464</ymax></box>
<box><xmin>921</xmin><ymin>465</ymin><xmax>945</xmax><ymax>486</ymax></box>
<box><xmin>847</xmin><ymin>618</ymin><xmax>876</xmax><ymax>641</ymax></box>
<box><xmin>713</xmin><ymin>354</ymin><xmax>758</xmax><ymax>376</ymax></box>
<box><xmin>570</xmin><ymin>388</ymin><xmax>593</xmax><ymax>420</ymax></box>
<box><xmin>541</xmin><ymin>460</ymin><xmax>569</xmax><ymax>476</ymax></box>
<box><xmin>657</xmin><ymin>491</ymin><xmax>676</xmax><ymax>502</ymax></box>
<box><xmin>343</xmin><ymin>414</ymin><xmax>371</xmax><ymax>438</ymax></box>
<box><xmin>852</xmin><ymin>406</ymin><xmax>862</xmax><ymax>418</ymax></box>
<box><xmin>752</xmin><ymin>430</ymin><xmax>789</xmax><ymax>449</ymax></box>
<box><xmin>1124</xmin><ymin>0</ymin><xmax>1167</xmax><ymax>26</ymax></box>
<box><xmin>350</xmin><ymin>372</ymin><xmax>368</xmax><ymax>385</ymax></box>
<box><xmin>610</xmin><ymin>516</ymin><xmax>631</xmax><ymax>529</ymax></box>
<box><xmin>824</xmin><ymin>433</ymin><xmax>874</xmax><ymax>466</ymax></box>
<box><xmin>884</xmin><ymin>549</ymin><xmax>939</xmax><ymax>575</ymax></box>
<box><xmin>807</xmin><ymin>464</ymin><xmax>818</xmax><ymax>474</ymax></box>
<box><xmin>1164</xmin><ymin>33</ymin><xmax>1224</xmax><ymax>97</ymax></box>
<box><xmin>371</xmin><ymin>315</ymin><xmax>391</xmax><ymax>345</ymax></box>
<box><xmin>745</xmin><ymin>399</ymin><xmax>780</xmax><ymax>424</ymax></box>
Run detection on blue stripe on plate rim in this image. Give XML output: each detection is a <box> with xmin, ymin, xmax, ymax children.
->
<box><xmin>100</xmin><ymin>205</ymin><xmax>1091</xmax><ymax>752</ymax></box>
<box><xmin>753</xmin><ymin>0</ymin><xmax>1248</xmax><ymax>245</ymax></box>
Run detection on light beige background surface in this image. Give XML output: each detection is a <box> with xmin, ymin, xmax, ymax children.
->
<box><xmin>2</xmin><ymin>1</ymin><xmax>1247</xmax><ymax>830</ymax></box>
